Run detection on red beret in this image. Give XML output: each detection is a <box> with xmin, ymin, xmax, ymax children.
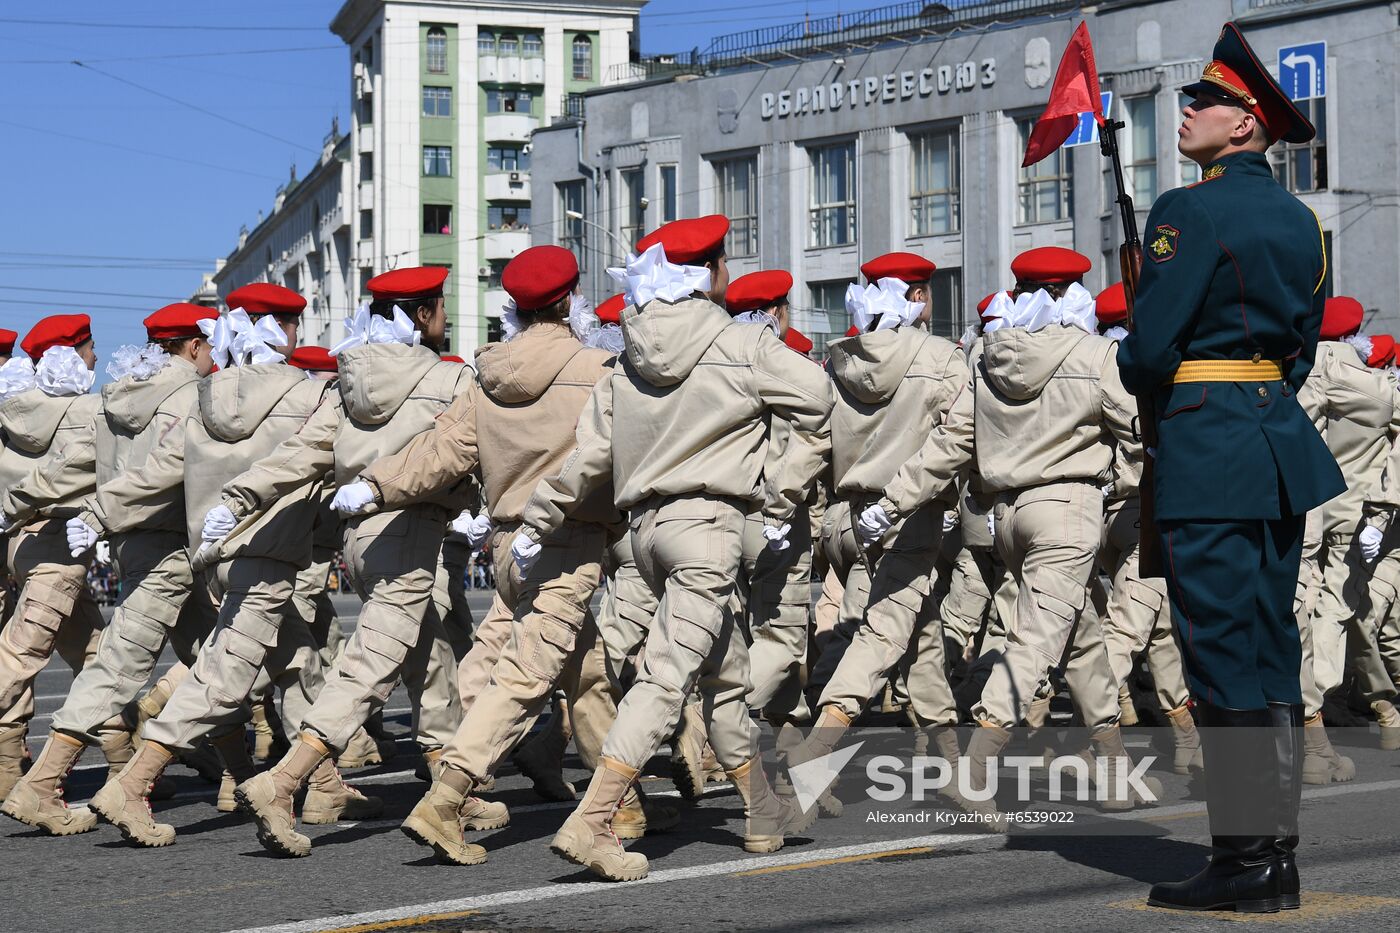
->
<box><xmin>845</xmin><ymin>324</ymin><xmax>860</xmax><ymax>338</ymax></box>
<box><xmin>726</xmin><ymin>270</ymin><xmax>793</xmax><ymax>314</ymax></box>
<box><xmin>0</xmin><ymin>329</ymin><xmax>16</xmax><ymax>356</ymax></box>
<box><xmin>226</xmin><ymin>282</ymin><xmax>306</xmax><ymax>316</ymax></box>
<box><xmin>861</xmin><ymin>252</ymin><xmax>935</xmax><ymax>285</ymax></box>
<box><xmin>366</xmin><ymin>266</ymin><xmax>450</xmax><ymax>302</ymax></box>
<box><xmin>1321</xmin><ymin>297</ymin><xmax>1364</xmax><ymax>341</ymax></box>
<box><xmin>501</xmin><ymin>246</ymin><xmax>579</xmax><ymax>312</ymax></box>
<box><xmin>1010</xmin><ymin>247</ymin><xmax>1092</xmax><ymax>284</ymax></box>
<box><xmin>144</xmin><ymin>303</ymin><xmax>218</xmax><ymax>341</ymax></box>
<box><xmin>595</xmin><ymin>294</ymin><xmax>626</xmax><ymax>324</ymax></box>
<box><xmin>977</xmin><ymin>291</ymin><xmax>1011</xmax><ymax>321</ymax></box>
<box><xmin>289</xmin><ymin>346</ymin><xmax>337</xmax><ymax>373</ymax></box>
<box><xmin>1369</xmin><ymin>334</ymin><xmax>1396</xmax><ymax>368</ymax></box>
<box><xmin>441</xmin><ymin>355</ymin><xmax>466</xmax><ymax>364</ymax></box>
<box><xmin>635</xmin><ymin>215</ymin><xmax>729</xmax><ymax>264</ymax></box>
<box><xmin>784</xmin><ymin>328</ymin><xmax>814</xmax><ymax>354</ymax></box>
<box><xmin>1096</xmin><ymin>283</ymin><xmax>1128</xmax><ymax>325</ymax></box>
<box><xmin>21</xmin><ymin>314</ymin><xmax>92</xmax><ymax>361</ymax></box>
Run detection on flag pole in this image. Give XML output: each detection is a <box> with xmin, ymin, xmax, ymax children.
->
<box><xmin>1098</xmin><ymin>117</ymin><xmax>1163</xmax><ymax>577</ymax></box>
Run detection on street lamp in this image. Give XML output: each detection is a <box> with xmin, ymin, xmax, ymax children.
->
<box><xmin>565</xmin><ymin>209</ymin><xmax>632</xmax><ymax>264</ymax></box>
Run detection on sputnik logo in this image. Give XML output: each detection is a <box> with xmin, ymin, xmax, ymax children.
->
<box><xmin>786</xmin><ymin>741</ymin><xmax>865</xmax><ymax>815</ymax></box>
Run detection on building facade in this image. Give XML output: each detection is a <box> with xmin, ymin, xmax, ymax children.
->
<box><xmin>530</xmin><ymin>0</ymin><xmax>1396</xmax><ymax>352</ymax></box>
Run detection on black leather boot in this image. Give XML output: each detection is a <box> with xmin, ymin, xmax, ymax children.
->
<box><xmin>1269</xmin><ymin>702</ymin><xmax>1304</xmax><ymax>909</ymax></box>
<box><xmin>1148</xmin><ymin>703</ymin><xmax>1282</xmax><ymax>913</ymax></box>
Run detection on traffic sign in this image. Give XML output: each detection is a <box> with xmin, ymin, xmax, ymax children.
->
<box><xmin>1279</xmin><ymin>41</ymin><xmax>1326</xmax><ymax>100</ymax></box>
<box><xmin>1064</xmin><ymin>92</ymin><xmax>1113</xmax><ymax>147</ymax></box>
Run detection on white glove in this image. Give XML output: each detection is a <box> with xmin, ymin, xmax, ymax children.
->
<box><xmin>94</xmin><ymin>541</ymin><xmax>111</xmax><ymax>567</ymax></box>
<box><xmin>987</xmin><ymin>513</ymin><xmax>996</xmax><ymax>538</ymax></box>
<box><xmin>66</xmin><ymin>516</ymin><xmax>99</xmax><ymax>557</ymax></box>
<box><xmin>856</xmin><ymin>504</ymin><xmax>894</xmax><ymax>547</ymax></box>
<box><xmin>201</xmin><ymin>504</ymin><xmax>237</xmax><ymax>543</ymax></box>
<box><xmin>465</xmin><ymin>511</ymin><xmax>493</xmax><ymax>549</ymax></box>
<box><xmin>1102</xmin><ymin>482</ymin><xmax>1115</xmax><ymax>500</ymax></box>
<box><xmin>0</xmin><ymin>515</ymin><xmax>11</xmax><ymax>536</ymax></box>
<box><xmin>763</xmin><ymin>522</ymin><xmax>791</xmax><ymax>553</ymax></box>
<box><xmin>943</xmin><ymin>511</ymin><xmax>958</xmax><ymax>533</ymax></box>
<box><xmin>1360</xmin><ymin>524</ymin><xmax>1385</xmax><ymax>562</ymax></box>
<box><xmin>331</xmin><ymin>481</ymin><xmax>376</xmax><ymax>515</ymax></box>
<box><xmin>511</xmin><ymin>531</ymin><xmax>543</xmax><ymax>576</ymax></box>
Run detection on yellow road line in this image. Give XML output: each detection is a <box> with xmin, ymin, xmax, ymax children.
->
<box><xmin>733</xmin><ymin>845</ymin><xmax>935</xmax><ymax>876</ymax></box>
<box><xmin>315</xmin><ymin>910</ymin><xmax>480</xmax><ymax>933</ymax></box>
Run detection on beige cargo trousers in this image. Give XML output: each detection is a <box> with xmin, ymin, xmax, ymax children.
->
<box><xmin>739</xmin><ymin>507</ymin><xmax>813</xmax><ymax>724</ymax></box>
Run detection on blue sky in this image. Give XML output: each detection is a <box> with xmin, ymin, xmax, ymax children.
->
<box><xmin>0</xmin><ymin>1</ymin><xmax>858</xmax><ymax>373</ymax></box>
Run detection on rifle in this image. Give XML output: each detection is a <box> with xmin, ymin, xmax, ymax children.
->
<box><xmin>1099</xmin><ymin>118</ymin><xmax>1163</xmax><ymax>578</ymax></box>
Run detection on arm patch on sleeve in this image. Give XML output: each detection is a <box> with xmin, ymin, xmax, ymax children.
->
<box><xmin>1148</xmin><ymin>224</ymin><xmax>1180</xmax><ymax>263</ymax></box>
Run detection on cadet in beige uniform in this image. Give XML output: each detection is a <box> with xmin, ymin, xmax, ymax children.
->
<box><xmin>1297</xmin><ymin>298</ymin><xmax>1399</xmax><ymax>782</ymax></box>
<box><xmin>517</xmin><ymin>216</ymin><xmax>832</xmax><ymax>880</ymax></box>
<box><xmin>793</xmin><ymin>253</ymin><xmax>974</xmax><ymax>774</ymax></box>
<box><xmin>91</xmin><ymin>285</ymin><xmax>374</xmax><ymax>847</ymax></box>
<box><xmin>222</xmin><ymin>267</ymin><xmax>470</xmax><ymax>858</ymax></box>
<box><xmin>955</xmin><ymin>249</ymin><xmax>1154</xmax><ymax>819</ymax></box>
<box><xmin>0</xmin><ymin>329</ymin><xmax>15</xmax><ymax>632</ymax></box>
<box><xmin>2</xmin><ymin>305</ymin><xmax>218</xmax><ymax>834</ymax></box>
<box><xmin>0</xmin><ymin>316</ymin><xmax>103</xmax><ymax>804</ymax></box>
<box><xmin>323</xmin><ymin>247</ymin><xmax>620</xmax><ymax>866</ymax></box>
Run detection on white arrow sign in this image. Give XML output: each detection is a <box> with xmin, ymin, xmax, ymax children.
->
<box><xmin>1278</xmin><ymin>41</ymin><xmax>1326</xmax><ymax>101</ymax></box>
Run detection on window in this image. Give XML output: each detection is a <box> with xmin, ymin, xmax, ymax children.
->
<box><xmin>422</xmin><ymin>86</ymin><xmax>452</xmax><ymax>117</ymax></box>
<box><xmin>714</xmin><ymin>156</ymin><xmax>758</xmax><ymax>257</ymax></box>
<box><xmin>620</xmin><ymin>168</ymin><xmax>646</xmax><ymax>247</ymax></box>
<box><xmin>1017</xmin><ymin>117</ymin><xmax>1071</xmax><ymax>223</ymax></box>
<box><xmin>488</xmin><ymin>205</ymin><xmax>530</xmax><ymax>230</ymax></box>
<box><xmin>477</xmin><ymin>30</ymin><xmax>495</xmax><ymax>56</ymax></box>
<box><xmin>423</xmin><ymin>146</ymin><xmax>452</xmax><ymax>177</ymax></box>
<box><xmin>359</xmin><ymin>39</ymin><xmax>373</xmax><ymax>68</ymax></box>
<box><xmin>359</xmin><ymin>153</ymin><xmax>373</xmax><ymax>181</ymax></box>
<box><xmin>486</xmin><ymin>317</ymin><xmax>504</xmax><ymax>343</ymax></box>
<box><xmin>522</xmin><ymin>34</ymin><xmax>542</xmax><ymax>58</ymax></box>
<box><xmin>485</xmin><ymin>260</ymin><xmax>508</xmax><ymax>287</ymax></box>
<box><xmin>359</xmin><ymin>268</ymin><xmax>374</xmax><ymax>298</ymax></box>
<box><xmin>659</xmin><ymin>164</ymin><xmax>678</xmax><ymax>224</ymax></box>
<box><xmin>499</xmin><ymin>33</ymin><xmax>518</xmax><ymax>57</ymax></box>
<box><xmin>807</xmin><ymin>279</ymin><xmax>857</xmax><ymax>355</ymax></box>
<box><xmin>1271</xmin><ymin>97</ymin><xmax>1327</xmax><ymax>193</ymax></box>
<box><xmin>1123</xmin><ymin>95</ymin><xmax>1157</xmax><ymax>204</ymax></box>
<box><xmin>442</xmin><ymin>320</ymin><xmax>453</xmax><ymax>353</ymax></box>
<box><xmin>1177</xmin><ymin>93</ymin><xmax>1200</xmax><ymax>186</ymax></box>
<box><xmin>423</xmin><ymin>203</ymin><xmax>452</xmax><ymax>235</ymax></box>
<box><xmin>809</xmin><ymin>141</ymin><xmax>857</xmax><ymax>247</ymax></box>
<box><xmin>358</xmin><ymin>210</ymin><xmax>373</xmax><ymax>240</ymax></box>
<box><xmin>909</xmin><ymin>128</ymin><xmax>960</xmax><ymax>236</ymax></box>
<box><xmin>359</xmin><ymin>92</ymin><xmax>373</xmax><ymax>125</ymax></box>
<box><xmin>486</xmin><ymin>89</ymin><xmax>532</xmax><ymax>113</ymax></box>
<box><xmin>426</xmin><ymin>27</ymin><xmax>447</xmax><ymax>74</ymax></box>
<box><xmin>572</xmin><ymin>35</ymin><xmax>593</xmax><ymax>81</ymax></box>
<box><xmin>926</xmin><ymin>268</ymin><xmax>964</xmax><ymax>340</ymax></box>
<box><xmin>559</xmin><ymin>181</ymin><xmax>587</xmax><ymax>265</ymax></box>
<box><xmin>486</xmin><ymin>146</ymin><xmax>529</xmax><ymax>172</ymax></box>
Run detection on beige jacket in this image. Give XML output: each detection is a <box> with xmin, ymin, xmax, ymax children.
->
<box><xmin>827</xmin><ymin>327</ymin><xmax>974</xmax><ymax>517</ymax></box>
<box><xmin>1</xmin><ymin>386</ymin><xmax>102</xmax><ymax>527</ymax></box>
<box><xmin>221</xmin><ymin>343</ymin><xmax>474</xmax><ymax>538</ymax></box>
<box><xmin>90</xmin><ymin>357</ymin><xmax>201</xmax><ymax>536</ymax></box>
<box><xmin>521</xmin><ymin>296</ymin><xmax>834</xmax><ymax>538</ymax></box>
<box><xmin>1300</xmin><ymin>341</ymin><xmax>1400</xmax><ymax>535</ymax></box>
<box><xmin>363</xmin><ymin>323</ymin><xmax>621</xmax><ymax>528</ymax></box>
<box><xmin>973</xmin><ymin>324</ymin><xmax>1139</xmax><ymax>494</ymax></box>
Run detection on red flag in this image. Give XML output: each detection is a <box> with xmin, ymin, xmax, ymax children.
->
<box><xmin>1022</xmin><ymin>22</ymin><xmax>1103</xmax><ymax>167</ymax></box>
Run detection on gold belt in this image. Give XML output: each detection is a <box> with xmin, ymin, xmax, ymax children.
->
<box><xmin>1171</xmin><ymin>359</ymin><xmax>1283</xmax><ymax>383</ymax></box>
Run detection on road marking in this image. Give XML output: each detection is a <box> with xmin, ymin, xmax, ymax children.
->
<box><xmin>223</xmin><ymin>833</ymin><xmax>1005</xmax><ymax>933</ymax></box>
<box><xmin>732</xmin><ymin>844</ymin><xmax>936</xmax><ymax>876</ymax></box>
<box><xmin>308</xmin><ymin>911</ymin><xmax>480</xmax><ymax>933</ymax></box>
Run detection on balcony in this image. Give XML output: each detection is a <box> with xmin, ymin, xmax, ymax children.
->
<box><xmin>483</xmin><ymin>230</ymin><xmax>530</xmax><ymax>261</ymax></box>
<box><xmin>357</xmin><ymin>125</ymin><xmax>374</xmax><ymax>153</ymax></box>
<box><xmin>482</xmin><ymin>288</ymin><xmax>510</xmax><ymax>315</ymax></box>
<box><xmin>484</xmin><ymin>113</ymin><xmax>538</xmax><ymax>144</ymax></box>
<box><xmin>478</xmin><ymin>54</ymin><xmax>498</xmax><ymax>82</ymax></box>
<box><xmin>498</xmin><ymin>55</ymin><xmax>521</xmax><ymax>83</ymax></box>
<box><xmin>484</xmin><ymin>171</ymin><xmax>530</xmax><ymax>202</ymax></box>
<box><xmin>524</xmin><ymin>57</ymin><xmax>544</xmax><ymax>84</ymax></box>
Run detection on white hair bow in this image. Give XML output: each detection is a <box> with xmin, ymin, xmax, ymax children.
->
<box><xmin>0</xmin><ymin>356</ymin><xmax>37</xmax><ymax>402</ymax></box>
<box><xmin>568</xmin><ymin>292</ymin><xmax>599</xmax><ymax>343</ymax></box>
<box><xmin>846</xmin><ymin>277</ymin><xmax>923</xmax><ymax>334</ymax></box>
<box><xmin>106</xmin><ymin>344</ymin><xmax>170</xmax><ymax>383</ymax></box>
<box><xmin>585</xmin><ymin>324</ymin><xmax>626</xmax><ymax>353</ymax></box>
<box><xmin>500</xmin><ymin>297</ymin><xmax>523</xmax><ymax>342</ymax></box>
<box><xmin>199</xmin><ymin>309</ymin><xmax>288</xmax><ymax>367</ymax></box>
<box><xmin>329</xmin><ymin>303</ymin><xmax>421</xmax><ymax>357</ymax></box>
<box><xmin>1344</xmin><ymin>333</ymin><xmax>1373</xmax><ymax>364</ymax></box>
<box><xmin>1102</xmin><ymin>325</ymin><xmax>1129</xmax><ymax>343</ymax></box>
<box><xmin>35</xmin><ymin>346</ymin><xmax>95</xmax><ymax>397</ymax></box>
<box><xmin>983</xmin><ymin>283</ymin><xmax>1096</xmax><ymax>336</ymax></box>
<box><xmin>733</xmin><ymin>310</ymin><xmax>780</xmax><ymax>334</ymax></box>
<box><xmin>606</xmin><ymin>243</ymin><xmax>711</xmax><ymax>308</ymax></box>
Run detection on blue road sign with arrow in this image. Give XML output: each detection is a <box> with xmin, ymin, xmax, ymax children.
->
<box><xmin>1064</xmin><ymin>92</ymin><xmax>1113</xmax><ymax>148</ymax></box>
<box><xmin>1279</xmin><ymin>41</ymin><xmax>1326</xmax><ymax>101</ymax></box>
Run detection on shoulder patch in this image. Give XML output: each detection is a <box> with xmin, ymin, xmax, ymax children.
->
<box><xmin>1148</xmin><ymin>224</ymin><xmax>1180</xmax><ymax>263</ymax></box>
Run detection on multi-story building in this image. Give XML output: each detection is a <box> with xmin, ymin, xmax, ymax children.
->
<box><xmin>330</xmin><ymin>0</ymin><xmax>644</xmax><ymax>353</ymax></box>
<box><xmin>530</xmin><ymin>0</ymin><xmax>1396</xmax><ymax>353</ymax></box>
<box><xmin>211</xmin><ymin>123</ymin><xmax>355</xmax><ymax>349</ymax></box>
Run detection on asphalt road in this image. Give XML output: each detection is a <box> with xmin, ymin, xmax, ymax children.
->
<box><xmin>5</xmin><ymin>591</ymin><xmax>1400</xmax><ymax>933</ymax></box>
